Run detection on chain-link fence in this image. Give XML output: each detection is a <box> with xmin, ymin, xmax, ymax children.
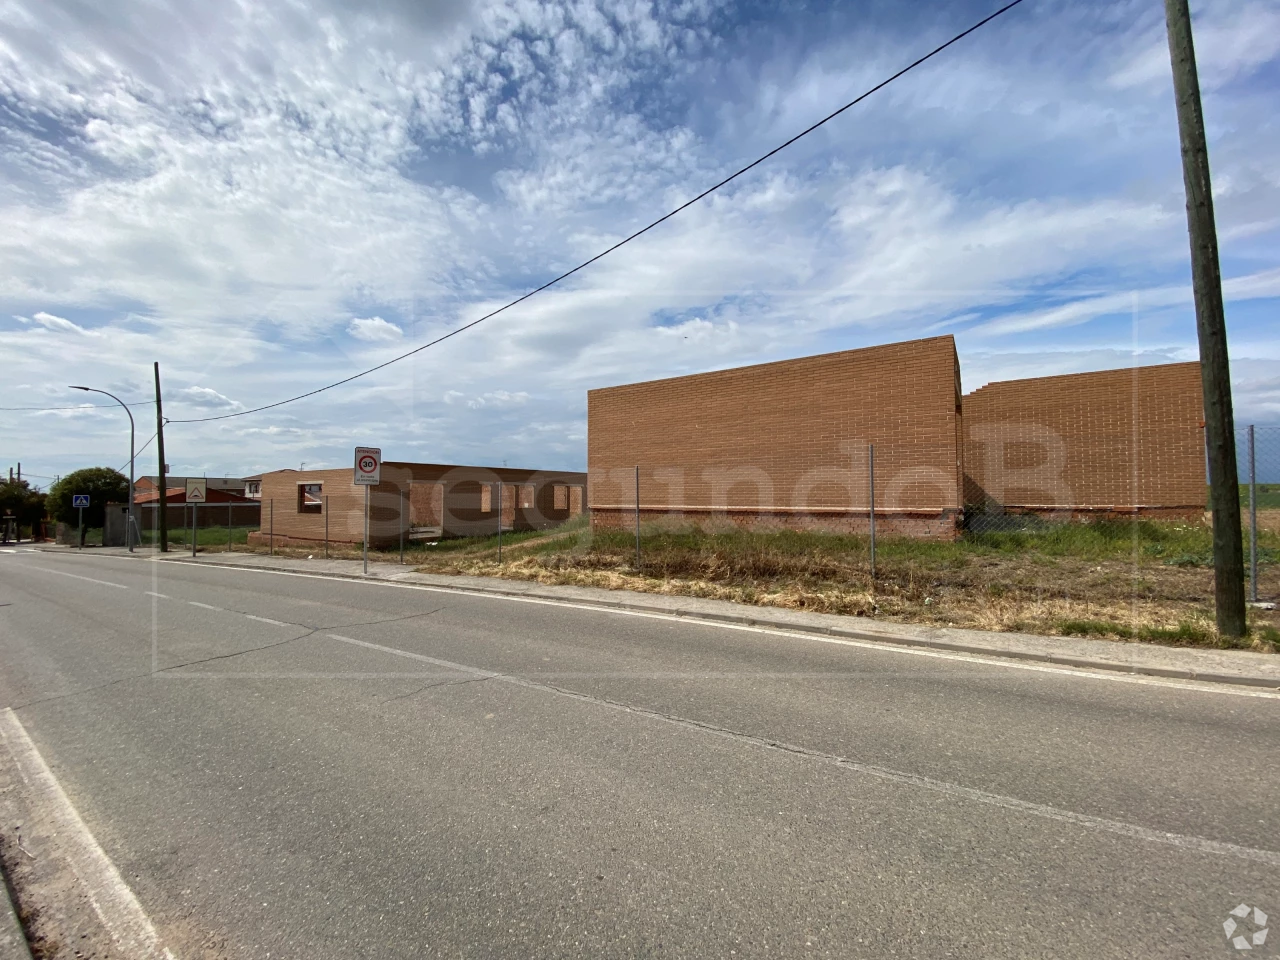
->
<box><xmin>1240</xmin><ymin>424</ymin><xmax>1279</xmax><ymax>604</ymax></box>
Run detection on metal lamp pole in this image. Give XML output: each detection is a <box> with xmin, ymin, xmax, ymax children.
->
<box><xmin>71</xmin><ymin>385</ymin><xmax>135</xmax><ymax>552</ymax></box>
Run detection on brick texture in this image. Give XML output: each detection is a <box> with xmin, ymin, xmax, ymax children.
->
<box><xmin>253</xmin><ymin>462</ymin><xmax>587</xmax><ymax>547</ymax></box>
<box><xmin>962</xmin><ymin>363</ymin><xmax>1206</xmax><ymax>518</ymax></box>
<box><xmin>588</xmin><ymin>337</ymin><xmax>964</xmax><ymax>539</ymax></box>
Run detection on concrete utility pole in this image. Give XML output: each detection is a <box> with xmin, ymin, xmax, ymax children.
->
<box><xmin>155</xmin><ymin>362</ymin><xmax>168</xmax><ymax>552</ymax></box>
<box><xmin>1164</xmin><ymin>0</ymin><xmax>1246</xmax><ymax>638</ymax></box>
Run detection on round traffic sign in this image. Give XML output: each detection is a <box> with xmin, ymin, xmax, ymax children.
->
<box><xmin>359</xmin><ymin>455</ymin><xmax>378</xmax><ymax>473</ymax></box>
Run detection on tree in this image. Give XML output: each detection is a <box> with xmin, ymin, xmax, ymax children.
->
<box><xmin>0</xmin><ymin>479</ymin><xmax>46</xmax><ymax>539</ymax></box>
<box><xmin>47</xmin><ymin>468</ymin><xmax>129</xmax><ymax>543</ymax></box>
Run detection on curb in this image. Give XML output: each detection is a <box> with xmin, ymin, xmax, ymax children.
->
<box><xmin>161</xmin><ymin>556</ymin><xmax>1280</xmax><ymax>692</ymax></box>
<box><xmin>0</xmin><ymin>873</ymin><xmax>32</xmax><ymax>960</ymax></box>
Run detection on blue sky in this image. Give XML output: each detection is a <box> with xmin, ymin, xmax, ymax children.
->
<box><xmin>1</xmin><ymin>0</ymin><xmax>1277</xmax><ymax>487</ymax></box>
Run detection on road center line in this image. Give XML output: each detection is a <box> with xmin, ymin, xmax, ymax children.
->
<box><xmin>187</xmin><ymin>601</ymin><xmax>221</xmax><ymax>611</ymax></box>
<box><xmin>326</xmin><ymin>632</ymin><xmax>1280</xmax><ymax>868</ymax></box>
<box><xmin>27</xmin><ymin>565</ymin><xmax>129</xmax><ymax>589</ymax></box>
<box><xmin>244</xmin><ymin>614</ymin><xmax>290</xmax><ymax>626</ymax></box>
<box><xmin>145</xmin><ymin>591</ymin><xmax>169</xmax><ymax>599</ymax></box>
<box><xmin>0</xmin><ymin>709</ymin><xmax>177</xmax><ymax>959</ymax></box>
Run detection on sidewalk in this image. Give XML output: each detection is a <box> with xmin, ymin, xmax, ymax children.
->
<box><xmin>123</xmin><ymin>548</ymin><xmax>1280</xmax><ymax>691</ymax></box>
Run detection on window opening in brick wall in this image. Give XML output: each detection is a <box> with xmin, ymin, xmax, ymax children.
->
<box><xmin>298</xmin><ymin>482</ymin><xmax>323</xmax><ymax>514</ymax></box>
<box><xmin>553</xmin><ymin>484</ymin><xmax>568</xmax><ymax>510</ymax></box>
<box><xmin>520</xmin><ymin>484</ymin><xmax>535</xmax><ymax>508</ymax></box>
<box><xmin>480</xmin><ymin>483</ymin><xmax>492</xmax><ymax>513</ymax></box>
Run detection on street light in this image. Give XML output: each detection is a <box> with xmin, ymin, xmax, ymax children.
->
<box><xmin>70</xmin><ymin>386</ymin><xmax>136</xmax><ymax>552</ymax></box>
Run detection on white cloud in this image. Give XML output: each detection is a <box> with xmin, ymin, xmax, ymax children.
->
<box><xmin>347</xmin><ymin>316</ymin><xmax>405</xmax><ymax>341</ymax></box>
<box><xmin>1109</xmin><ymin>2</ymin><xmax>1280</xmax><ymax>90</ymax></box>
<box><xmin>175</xmin><ymin>386</ymin><xmax>242</xmax><ymax>409</ymax></box>
<box><xmin>22</xmin><ymin>311</ymin><xmax>93</xmax><ymax>335</ymax></box>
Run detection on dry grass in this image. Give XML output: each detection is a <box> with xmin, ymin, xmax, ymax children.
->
<box><xmin>407</xmin><ymin>517</ymin><xmax>1280</xmax><ymax>652</ymax></box>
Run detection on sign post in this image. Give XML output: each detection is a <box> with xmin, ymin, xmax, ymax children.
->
<box><xmin>186</xmin><ymin>480</ymin><xmax>207</xmax><ymax>558</ymax></box>
<box><xmin>72</xmin><ymin>494</ymin><xmax>89</xmax><ymax>549</ymax></box>
<box><xmin>353</xmin><ymin>447</ymin><xmax>381</xmax><ymax>575</ymax></box>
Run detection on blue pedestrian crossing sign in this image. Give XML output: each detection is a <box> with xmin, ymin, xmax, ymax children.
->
<box><xmin>72</xmin><ymin>494</ymin><xmax>90</xmax><ymax>507</ymax></box>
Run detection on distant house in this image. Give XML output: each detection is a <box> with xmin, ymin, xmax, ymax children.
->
<box><xmin>135</xmin><ymin>476</ymin><xmax>251</xmax><ymax>498</ymax></box>
<box><xmin>105</xmin><ymin>485</ymin><xmax>261</xmax><ymax>545</ymax></box>
<box><xmin>250</xmin><ymin>462</ymin><xmax>586</xmax><ymax>548</ymax></box>
<box><xmin>243</xmin><ymin>475</ymin><xmax>264</xmax><ymax>500</ymax></box>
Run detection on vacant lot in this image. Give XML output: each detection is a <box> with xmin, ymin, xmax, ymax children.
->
<box><xmin>404</xmin><ymin>515</ymin><xmax>1280</xmax><ymax>651</ymax></box>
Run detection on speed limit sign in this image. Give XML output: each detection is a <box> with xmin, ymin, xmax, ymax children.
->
<box><xmin>353</xmin><ymin>446</ymin><xmax>381</xmax><ymax>485</ymax></box>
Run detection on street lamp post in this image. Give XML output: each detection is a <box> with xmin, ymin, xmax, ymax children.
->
<box><xmin>71</xmin><ymin>386</ymin><xmax>136</xmax><ymax>552</ymax></box>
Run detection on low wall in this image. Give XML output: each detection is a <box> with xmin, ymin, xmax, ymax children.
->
<box><xmin>967</xmin><ymin>505</ymin><xmax>1204</xmax><ymax>523</ymax></box>
<box><xmin>590</xmin><ymin>507</ymin><xmax>962</xmax><ymax>540</ymax></box>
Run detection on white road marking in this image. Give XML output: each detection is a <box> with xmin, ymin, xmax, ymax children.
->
<box><xmin>326</xmin><ymin>633</ymin><xmax>1280</xmax><ymax>868</ymax></box>
<box><xmin>145</xmin><ymin>591</ymin><xmax>169</xmax><ymax>599</ymax></box>
<box><xmin>0</xmin><ymin>548</ymin><xmax>16</xmax><ymax>554</ymax></box>
<box><xmin>27</xmin><ymin>565</ymin><xmax>129</xmax><ymax>589</ymax></box>
<box><xmin>187</xmin><ymin>601</ymin><xmax>221</xmax><ymax>611</ymax></box>
<box><xmin>181</xmin><ymin>563</ymin><xmax>1280</xmax><ymax>699</ymax></box>
<box><xmin>244</xmin><ymin>614</ymin><xmax>289</xmax><ymax>626</ymax></box>
<box><xmin>0</xmin><ymin>709</ymin><xmax>178</xmax><ymax>959</ymax></box>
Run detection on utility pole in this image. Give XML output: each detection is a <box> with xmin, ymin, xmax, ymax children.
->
<box><xmin>1164</xmin><ymin>0</ymin><xmax>1246</xmax><ymax>638</ymax></box>
<box><xmin>155</xmin><ymin>362</ymin><xmax>169</xmax><ymax>552</ymax></box>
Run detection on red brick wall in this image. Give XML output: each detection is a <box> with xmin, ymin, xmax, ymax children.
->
<box><xmin>256</xmin><ymin>463</ymin><xmax>587</xmax><ymax>546</ymax></box>
<box><xmin>588</xmin><ymin>337</ymin><xmax>964</xmax><ymax>539</ymax></box>
<box><xmin>962</xmin><ymin>363</ymin><xmax>1206</xmax><ymax>517</ymax></box>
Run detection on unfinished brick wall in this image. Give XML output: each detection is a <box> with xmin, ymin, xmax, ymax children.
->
<box><xmin>588</xmin><ymin>337</ymin><xmax>964</xmax><ymax>539</ymax></box>
<box><xmin>962</xmin><ymin>363</ymin><xmax>1206</xmax><ymax>519</ymax></box>
<box><xmin>252</xmin><ymin>463</ymin><xmax>587</xmax><ymax>547</ymax></box>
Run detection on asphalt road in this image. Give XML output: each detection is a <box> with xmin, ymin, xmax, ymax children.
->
<box><xmin>1</xmin><ymin>548</ymin><xmax>1277</xmax><ymax>959</ymax></box>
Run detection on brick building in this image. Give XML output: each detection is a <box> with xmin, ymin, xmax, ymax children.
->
<box><xmin>588</xmin><ymin>339</ymin><xmax>1207</xmax><ymax>539</ymax></box>
<box><xmin>251</xmin><ymin>462</ymin><xmax>587</xmax><ymax>549</ymax></box>
<box><xmin>962</xmin><ymin>363</ymin><xmax>1205</xmax><ymax>520</ymax></box>
<box><xmin>588</xmin><ymin>337</ymin><xmax>965</xmax><ymax>538</ymax></box>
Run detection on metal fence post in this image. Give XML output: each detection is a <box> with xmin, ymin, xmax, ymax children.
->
<box><xmin>324</xmin><ymin>495</ymin><xmax>329</xmax><ymax>559</ymax></box>
<box><xmin>497</xmin><ymin>481</ymin><xmax>503</xmax><ymax>563</ymax></box>
<box><xmin>868</xmin><ymin>443</ymin><xmax>876</xmax><ymax>582</ymax></box>
<box><xmin>191</xmin><ymin>501</ymin><xmax>198</xmax><ymax>557</ymax></box>
<box><xmin>269</xmin><ymin>499</ymin><xmax>274</xmax><ymax>555</ymax></box>
<box><xmin>635</xmin><ymin>465</ymin><xmax>641</xmax><ymax>569</ymax></box>
<box><xmin>400</xmin><ymin>487</ymin><xmax>405</xmax><ymax>564</ymax></box>
<box><xmin>227</xmin><ymin>501</ymin><xmax>232</xmax><ymax>553</ymax></box>
<box><xmin>1249</xmin><ymin>424</ymin><xmax>1257</xmax><ymax>604</ymax></box>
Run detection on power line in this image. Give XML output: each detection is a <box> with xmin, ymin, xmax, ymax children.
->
<box><xmin>121</xmin><ymin>431</ymin><xmax>159</xmax><ymax>474</ymax></box>
<box><xmin>169</xmin><ymin>0</ymin><xmax>1027</xmax><ymax>426</ymax></box>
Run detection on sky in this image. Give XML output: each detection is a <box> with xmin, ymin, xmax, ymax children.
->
<box><xmin>1</xmin><ymin>0</ymin><xmax>1278</xmax><ymax>487</ymax></box>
